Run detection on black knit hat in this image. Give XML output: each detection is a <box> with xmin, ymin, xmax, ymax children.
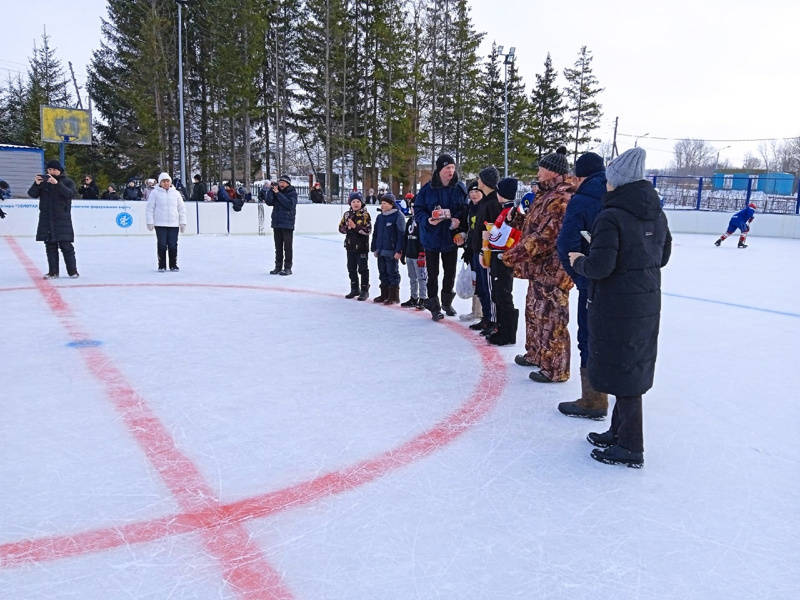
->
<box><xmin>539</xmin><ymin>146</ymin><xmax>569</xmax><ymax>175</ymax></box>
<box><xmin>278</xmin><ymin>174</ymin><xmax>292</xmax><ymax>184</ymax></box>
<box><xmin>46</xmin><ymin>159</ymin><xmax>63</xmax><ymax>172</ymax></box>
<box><xmin>497</xmin><ymin>177</ymin><xmax>518</xmax><ymax>200</ymax></box>
<box><xmin>379</xmin><ymin>192</ymin><xmax>397</xmax><ymax>205</ymax></box>
<box><xmin>467</xmin><ymin>179</ymin><xmax>482</xmax><ymax>194</ymax></box>
<box><xmin>435</xmin><ymin>153</ymin><xmax>455</xmax><ymax>171</ymax></box>
<box><xmin>574</xmin><ymin>152</ymin><xmax>605</xmax><ymax>177</ymax></box>
<box><xmin>478</xmin><ymin>166</ymin><xmax>500</xmax><ymax>189</ymax></box>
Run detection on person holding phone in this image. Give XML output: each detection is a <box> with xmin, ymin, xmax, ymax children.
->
<box><xmin>27</xmin><ymin>160</ymin><xmax>79</xmax><ymax>279</ymax></box>
<box><xmin>78</xmin><ymin>174</ymin><xmax>99</xmax><ymax>199</ymax></box>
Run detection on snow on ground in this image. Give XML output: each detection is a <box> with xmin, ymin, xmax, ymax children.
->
<box><xmin>1</xmin><ymin>232</ymin><xmax>798</xmax><ymax>599</ymax></box>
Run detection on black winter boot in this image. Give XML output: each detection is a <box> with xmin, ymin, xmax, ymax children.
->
<box><xmin>441</xmin><ymin>291</ymin><xmax>457</xmax><ymax>317</ymax></box>
<box><xmin>415</xmin><ymin>298</ymin><xmax>426</xmax><ymax>310</ymax></box>
<box><xmin>591</xmin><ymin>444</ymin><xmax>643</xmax><ymax>468</ymax></box>
<box><xmin>470</xmin><ymin>317</ymin><xmax>490</xmax><ymax>331</ymax></box>
<box><xmin>587</xmin><ymin>429</ymin><xmax>616</xmax><ymax>448</ymax></box>
<box><xmin>401</xmin><ymin>297</ymin><xmax>417</xmax><ymax>308</ymax></box>
<box><xmin>425</xmin><ymin>297</ymin><xmax>445</xmax><ymax>321</ymax></box>
<box><xmin>345</xmin><ymin>283</ymin><xmax>360</xmax><ymax>299</ymax></box>
<box><xmin>487</xmin><ymin>308</ymin><xmax>518</xmax><ymax>346</ymax></box>
<box><xmin>384</xmin><ymin>286</ymin><xmax>400</xmax><ymax>305</ymax></box>
<box><xmin>269</xmin><ymin>265</ymin><xmax>282</xmax><ymax>275</ymax></box>
<box><xmin>373</xmin><ymin>285</ymin><xmax>388</xmax><ymax>303</ymax></box>
<box><xmin>357</xmin><ymin>285</ymin><xmax>370</xmax><ymax>301</ymax></box>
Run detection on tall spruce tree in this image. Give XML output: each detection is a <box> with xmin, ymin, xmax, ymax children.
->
<box><xmin>564</xmin><ymin>46</ymin><xmax>603</xmax><ymax>164</ymax></box>
<box><xmin>462</xmin><ymin>42</ymin><xmax>504</xmax><ymax>174</ymax></box>
<box><xmin>530</xmin><ymin>53</ymin><xmax>570</xmax><ymax>164</ymax></box>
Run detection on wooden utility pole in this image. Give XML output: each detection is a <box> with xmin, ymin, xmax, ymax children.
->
<box><xmin>612</xmin><ymin>116</ymin><xmax>619</xmax><ymax>160</ymax></box>
<box><xmin>68</xmin><ymin>62</ymin><xmax>83</xmax><ymax>109</ymax></box>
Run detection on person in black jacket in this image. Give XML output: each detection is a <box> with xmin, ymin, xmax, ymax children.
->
<box><xmin>569</xmin><ymin>148</ymin><xmax>672</xmax><ymax>468</ymax></box>
<box><xmin>309</xmin><ymin>182</ymin><xmax>325</xmax><ymax>204</ymax></box>
<box><xmin>78</xmin><ymin>175</ymin><xmax>100</xmax><ymax>199</ymax></box>
<box><xmin>556</xmin><ymin>152</ymin><xmax>609</xmax><ymax>419</ymax></box>
<box><xmin>27</xmin><ymin>160</ymin><xmax>80</xmax><ymax>279</ymax></box>
<box><xmin>264</xmin><ymin>175</ymin><xmax>298</xmax><ymax>275</ymax></box>
<box><xmin>400</xmin><ymin>198</ymin><xmax>428</xmax><ymax>309</ymax></box>
<box><xmin>101</xmin><ymin>184</ymin><xmax>119</xmax><ymax>200</ymax></box>
<box><xmin>190</xmin><ymin>174</ymin><xmax>207</xmax><ymax>202</ymax></box>
<box><xmin>470</xmin><ymin>167</ymin><xmax>502</xmax><ymax>334</ymax></box>
<box><xmin>122</xmin><ymin>179</ymin><xmax>143</xmax><ymax>201</ymax></box>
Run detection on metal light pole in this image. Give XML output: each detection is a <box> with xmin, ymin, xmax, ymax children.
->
<box><xmin>499</xmin><ymin>46</ymin><xmax>515</xmax><ymax>177</ymax></box>
<box><xmin>176</xmin><ymin>1</ymin><xmax>188</xmax><ymax>189</ymax></box>
<box><xmin>715</xmin><ymin>145</ymin><xmax>731</xmax><ymax>172</ymax></box>
<box><xmin>634</xmin><ymin>132</ymin><xmax>649</xmax><ymax>148</ymax></box>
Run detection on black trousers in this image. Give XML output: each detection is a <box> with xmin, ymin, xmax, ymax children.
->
<box><xmin>611</xmin><ymin>395</ymin><xmax>644</xmax><ymax>453</ymax></box>
<box><xmin>155</xmin><ymin>226</ymin><xmax>179</xmax><ymax>269</ymax></box>
<box><xmin>44</xmin><ymin>241</ymin><xmax>77</xmax><ymax>276</ymax></box>
<box><xmin>425</xmin><ymin>248</ymin><xmax>458</xmax><ymax>301</ymax></box>
<box><xmin>346</xmin><ymin>251</ymin><xmax>369</xmax><ymax>288</ymax></box>
<box><xmin>273</xmin><ymin>228</ymin><xmax>294</xmax><ymax>269</ymax></box>
<box><xmin>489</xmin><ymin>251</ymin><xmax>515</xmax><ymax>314</ymax></box>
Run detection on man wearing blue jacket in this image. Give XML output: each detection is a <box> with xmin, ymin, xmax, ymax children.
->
<box><xmin>264</xmin><ymin>175</ymin><xmax>298</xmax><ymax>275</ymax></box>
<box><xmin>414</xmin><ymin>153</ymin><xmax>468</xmax><ymax>321</ymax></box>
<box><xmin>714</xmin><ymin>203</ymin><xmax>756</xmax><ymax>248</ymax></box>
<box><xmin>555</xmin><ymin>152</ymin><xmax>608</xmax><ymax>419</ymax></box>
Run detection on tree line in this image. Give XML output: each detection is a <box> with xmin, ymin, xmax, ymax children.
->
<box><xmin>0</xmin><ymin>0</ymin><xmax>604</xmax><ymax>200</ymax></box>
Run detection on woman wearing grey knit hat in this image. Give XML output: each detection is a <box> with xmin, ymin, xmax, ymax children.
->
<box><xmin>568</xmin><ymin>147</ymin><xmax>672</xmax><ymax>468</ymax></box>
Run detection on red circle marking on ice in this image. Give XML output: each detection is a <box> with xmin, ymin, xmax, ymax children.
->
<box><xmin>0</xmin><ymin>237</ymin><xmax>508</xmax><ymax>600</ymax></box>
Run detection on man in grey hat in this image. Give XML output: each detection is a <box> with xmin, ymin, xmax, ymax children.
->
<box><xmin>28</xmin><ymin>160</ymin><xmax>79</xmax><ymax>279</ymax></box>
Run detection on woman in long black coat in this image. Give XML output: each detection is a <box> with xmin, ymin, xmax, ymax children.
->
<box><xmin>569</xmin><ymin>148</ymin><xmax>671</xmax><ymax>468</ymax></box>
<box><xmin>27</xmin><ymin>160</ymin><xmax>79</xmax><ymax>279</ymax></box>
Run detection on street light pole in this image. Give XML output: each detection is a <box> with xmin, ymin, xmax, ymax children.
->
<box><xmin>176</xmin><ymin>1</ymin><xmax>188</xmax><ymax>189</ymax></box>
<box><xmin>634</xmin><ymin>132</ymin><xmax>649</xmax><ymax>148</ymax></box>
<box><xmin>715</xmin><ymin>145</ymin><xmax>731</xmax><ymax>172</ymax></box>
<box><xmin>499</xmin><ymin>46</ymin><xmax>515</xmax><ymax>178</ymax></box>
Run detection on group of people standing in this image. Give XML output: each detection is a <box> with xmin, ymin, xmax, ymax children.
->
<box><xmin>334</xmin><ymin>148</ymin><xmax>672</xmax><ymax>469</ymax></box>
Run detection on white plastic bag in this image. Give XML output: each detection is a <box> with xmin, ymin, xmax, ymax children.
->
<box><xmin>456</xmin><ymin>261</ymin><xmax>475</xmax><ymax>299</ymax></box>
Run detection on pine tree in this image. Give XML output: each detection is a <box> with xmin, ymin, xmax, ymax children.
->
<box><xmin>503</xmin><ymin>56</ymin><xmax>534</xmax><ymax>179</ymax></box>
<box><xmin>462</xmin><ymin>42</ymin><xmax>504</xmax><ymax>175</ymax></box>
<box><xmin>564</xmin><ymin>46</ymin><xmax>603</xmax><ymax>164</ymax></box>
<box><xmin>530</xmin><ymin>53</ymin><xmax>570</xmax><ymax>164</ymax></box>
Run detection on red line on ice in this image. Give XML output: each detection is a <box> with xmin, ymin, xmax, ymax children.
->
<box><xmin>2</xmin><ymin>238</ymin><xmax>294</xmax><ymax>600</ymax></box>
<box><xmin>0</xmin><ymin>239</ymin><xmax>507</xmax><ymax>596</ymax></box>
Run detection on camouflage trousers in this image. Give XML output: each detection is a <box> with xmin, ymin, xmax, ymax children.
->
<box><xmin>522</xmin><ymin>280</ymin><xmax>571</xmax><ymax>382</ymax></box>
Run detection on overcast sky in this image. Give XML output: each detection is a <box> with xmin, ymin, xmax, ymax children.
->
<box><xmin>4</xmin><ymin>0</ymin><xmax>799</xmax><ymax>169</ymax></box>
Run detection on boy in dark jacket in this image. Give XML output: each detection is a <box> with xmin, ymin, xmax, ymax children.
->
<box><xmin>569</xmin><ymin>147</ymin><xmax>672</xmax><ymax>468</ymax></box>
<box><xmin>338</xmin><ymin>191</ymin><xmax>372</xmax><ymax>300</ymax></box>
<box><xmin>714</xmin><ymin>203</ymin><xmax>756</xmax><ymax>248</ymax></box>
<box><xmin>371</xmin><ymin>193</ymin><xmax>406</xmax><ymax>305</ymax></box>
<box><xmin>400</xmin><ymin>199</ymin><xmax>428</xmax><ymax>309</ymax></box>
<box><xmin>264</xmin><ymin>175</ymin><xmax>298</xmax><ymax>275</ymax></box>
<box><xmin>556</xmin><ymin>152</ymin><xmax>609</xmax><ymax>418</ymax></box>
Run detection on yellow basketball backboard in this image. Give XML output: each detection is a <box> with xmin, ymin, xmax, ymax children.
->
<box><xmin>40</xmin><ymin>106</ymin><xmax>92</xmax><ymax>145</ymax></box>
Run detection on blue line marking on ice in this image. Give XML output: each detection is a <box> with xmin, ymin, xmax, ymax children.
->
<box><xmin>67</xmin><ymin>340</ymin><xmax>103</xmax><ymax>348</ymax></box>
<box><xmin>664</xmin><ymin>293</ymin><xmax>800</xmax><ymax>318</ymax></box>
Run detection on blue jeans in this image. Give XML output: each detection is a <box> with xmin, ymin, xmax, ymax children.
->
<box><xmin>155</xmin><ymin>226</ymin><xmax>179</xmax><ymax>269</ymax></box>
<box><xmin>377</xmin><ymin>255</ymin><xmax>401</xmax><ymax>286</ymax></box>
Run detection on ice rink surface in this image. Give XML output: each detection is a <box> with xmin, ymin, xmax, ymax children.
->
<box><xmin>1</xmin><ymin>232</ymin><xmax>798</xmax><ymax>599</ymax></box>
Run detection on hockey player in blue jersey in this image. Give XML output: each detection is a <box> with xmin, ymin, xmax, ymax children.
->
<box><xmin>715</xmin><ymin>203</ymin><xmax>756</xmax><ymax>248</ymax></box>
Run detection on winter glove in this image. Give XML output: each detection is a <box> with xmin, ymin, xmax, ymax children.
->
<box><xmin>417</xmin><ymin>252</ymin><xmax>426</xmax><ymax>268</ymax></box>
<box><xmin>0</xmin><ymin>207</ymin><xmax>5</xmax><ymax>219</ymax></box>
<box><xmin>180</xmin><ymin>224</ymin><xmax>186</xmax><ymax>233</ymax></box>
<box><xmin>147</xmin><ymin>224</ymin><xmax>154</xmax><ymax>231</ymax></box>
<box><xmin>401</xmin><ymin>255</ymin><xmax>406</xmax><ymax>265</ymax></box>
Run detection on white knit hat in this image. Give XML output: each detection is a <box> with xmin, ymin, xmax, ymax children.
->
<box><xmin>158</xmin><ymin>172</ymin><xmax>171</xmax><ymax>183</ymax></box>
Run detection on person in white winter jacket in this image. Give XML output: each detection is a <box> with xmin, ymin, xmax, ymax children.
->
<box><xmin>146</xmin><ymin>172</ymin><xmax>187</xmax><ymax>271</ymax></box>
